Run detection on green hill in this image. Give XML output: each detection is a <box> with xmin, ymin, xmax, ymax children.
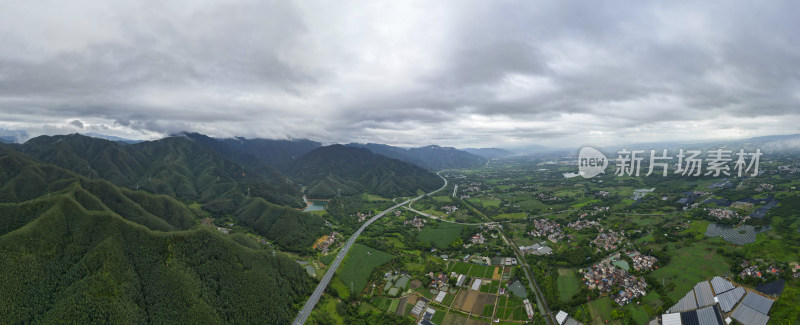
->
<box><xmin>346</xmin><ymin>143</ymin><xmax>487</xmax><ymax>170</ymax></box>
<box><xmin>11</xmin><ymin>135</ymin><xmax>326</xmax><ymax>252</ymax></box>
<box><xmin>18</xmin><ymin>133</ymin><xmax>305</xmax><ymax>208</ymax></box>
<box><xmin>286</xmin><ymin>145</ymin><xmax>441</xmax><ymax>198</ymax></box>
<box><xmin>181</xmin><ymin>133</ymin><xmax>321</xmax><ymax>167</ymax></box>
<box><xmin>0</xmin><ymin>145</ymin><xmax>314</xmax><ymax>324</ymax></box>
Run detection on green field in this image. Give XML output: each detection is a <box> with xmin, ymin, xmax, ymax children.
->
<box><xmin>317</xmin><ymin>295</ymin><xmax>345</xmax><ymax>325</ymax></box>
<box><xmin>624</xmin><ymin>304</ymin><xmax>650</xmax><ymax>325</ymax></box>
<box><xmin>467</xmin><ymin>264</ymin><xmax>494</xmax><ymax>278</ymax></box>
<box><xmin>363</xmin><ymin>194</ymin><xmax>391</xmax><ymax>202</ymax></box>
<box><xmin>337</xmin><ymin>244</ymin><xmax>395</xmax><ymax>293</ymax></box>
<box><xmin>371</xmin><ymin>297</ymin><xmax>392</xmax><ymax>311</ymax></box>
<box><xmin>469</xmin><ymin>196</ymin><xmax>501</xmax><ymax>208</ymax></box>
<box><xmin>432</xmin><ymin>195</ymin><xmax>453</xmax><ymax>203</ymax></box>
<box><xmin>586</xmin><ymin>297</ymin><xmax>622</xmax><ymax>325</ymax></box>
<box><xmin>450</xmin><ymin>261</ymin><xmax>472</xmax><ymax>274</ymax></box>
<box><xmin>650</xmin><ymin>243</ymin><xmax>730</xmax><ymax>302</ymax></box>
<box><xmin>494</xmin><ymin>212</ymin><xmax>527</xmax><ymax>220</ymax></box>
<box><xmin>432</xmin><ymin>310</ymin><xmax>447</xmax><ymax>324</ymax></box>
<box><xmin>482</xmin><ymin>304</ymin><xmax>494</xmax><ymax>317</ymax></box>
<box><xmin>556</xmin><ymin>268</ymin><xmax>580</xmax><ymax>302</ymax></box>
<box><xmin>417</xmin><ymin>222</ymin><xmax>464</xmax><ymax>249</ymax></box>
<box><xmin>319</xmin><ymin>252</ymin><xmax>337</xmax><ymax>265</ymax></box>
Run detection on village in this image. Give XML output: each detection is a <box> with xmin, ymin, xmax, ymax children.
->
<box><xmin>580</xmin><ymin>256</ymin><xmax>649</xmax><ymax>306</ymax></box>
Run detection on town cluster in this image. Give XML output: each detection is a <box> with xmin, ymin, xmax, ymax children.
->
<box><xmin>739</xmin><ymin>261</ymin><xmax>782</xmax><ymax>279</ymax></box>
<box><xmin>591</xmin><ymin>229</ymin><xmax>626</xmax><ymax>251</ymax></box>
<box><xmin>404</xmin><ymin>216</ymin><xmax>426</xmax><ymax>229</ymax></box>
<box><xmin>580</xmin><ymin>259</ymin><xmax>648</xmax><ymax>306</ymax></box>
<box><xmin>567</xmin><ymin>216</ymin><xmax>600</xmax><ymax>231</ymax></box>
<box><xmin>755</xmin><ymin>183</ymin><xmax>775</xmax><ymax>191</ymax></box>
<box><xmin>441</xmin><ymin>205</ymin><xmax>458</xmax><ymax>214</ymax></box>
<box><xmin>528</xmin><ymin>218</ymin><xmax>566</xmax><ymax>242</ymax></box>
<box><xmin>626</xmin><ymin>250</ymin><xmax>659</xmax><ymax>271</ymax></box>
<box><xmin>707</xmin><ymin>208</ymin><xmax>741</xmax><ymax>220</ymax></box>
<box><xmin>352</xmin><ymin>211</ymin><xmax>372</xmax><ymax>222</ymax></box>
<box><xmin>533</xmin><ymin>192</ymin><xmax>560</xmax><ymax>202</ymax></box>
<box><xmin>314</xmin><ymin>231</ymin><xmax>339</xmax><ymax>254</ymax></box>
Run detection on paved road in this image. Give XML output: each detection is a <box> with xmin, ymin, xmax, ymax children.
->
<box><xmin>292</xmin><ymin>173</ymin><xmax>447</xmax><ymax>325</ymax></box>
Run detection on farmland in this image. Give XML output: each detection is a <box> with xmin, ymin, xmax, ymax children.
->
<box><xmin>337</xmin><ymin>243</ymin><xmax>395</xmax><ymax>293</ymax></box>
<box><xmin>307</xmin><ymin>152</ymin><xmax>800</xmax><ymax>324</ymax></box>
<box><xmin>416</xmin><ymin>222</ymin><xmax>465</xmax><ymax>249</ymax></box>
<box><xmin>556</xmin><ymin>268</ymin><xmax>580</xmax><ymax>302</ymax></box>
<box><xmin>649</xmin><ymin>243</ymin><xmax>730</xmax><ymax>302</ymax></box>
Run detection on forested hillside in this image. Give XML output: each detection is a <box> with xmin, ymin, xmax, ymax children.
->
<box><xmin>346</xmin><ymin>143</ymin><xmax>487</xmax><ymax>170</ymax></box>
<box><xmin>11</xmin><ymin>134</ymin><xmax>327</xmax><ymax>252</ymax></box>
<box><xmin>0</xmin><ymin>145</ymin><xmax>314</xmax><ymax>324</ymax></box>
<box><xmin>182</xmin><ymin>133</ymin><xmax>322</xmax><ymax>167</ymax></box>
<box><xmin>18</xmin><ymin>134</ymin><xmax>304</xmax><ymax>208</ymax></box>
<box><xmin>286</xmin><ymin>145</ymin><xmax>441</xmax><ymax>198</ymax></box>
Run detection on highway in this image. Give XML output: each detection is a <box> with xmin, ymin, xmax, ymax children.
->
<box><xmin>292</xmin><ymin>172</ymin><xmax>447</xmax><ymax>325</ymax></box>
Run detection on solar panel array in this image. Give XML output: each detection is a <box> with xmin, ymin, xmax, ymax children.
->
<box><xmin>731</xmin><ymin>305</ymin><xmax>769</xmax><ymax>325</ymax></box>
<box><xmin>680</xmin><ymin>310</ymin><xmax>698</xmax><ymax>325</ymax></box>
<box><xmin>710</xmin><ymin>276</ymin><xmax>734</xmax><ymax>294</ymax></box>
<box><xmin>741</xmin><ymin>291</ymin><xmax>774</xmax><ymax>315</ymax></box>
<box><xmin>716</xmin><ymin>287</ymin><xmax>745</xmax><ymax>312</ymax></box>
<box><xmin>756</xmin><ymin>279</ymin><xmax>786</xmax><ymax>296</ymax></box>
<box><xmin>693</xmin><ymin>281</ymin><xmax>714</xmax><ymax>307</ymax></box>
<box><xmin>696</xmin><ymin>305</ymin><xmax>723</xmax><ymax>325</ymax></box>
<box><xmin>704</xmin><ymin>223</ymin><xmax>760</xmax><ymax>245</ymax></box>
<box><xmin>669</xmin><ymin>290</ymin><xmax>697</xmax><ymax>313</ymax></box>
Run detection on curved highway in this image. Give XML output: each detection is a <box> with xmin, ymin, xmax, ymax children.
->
<box><xmin>292</xmin><ymin>172</ymin><xmax>447</xmax><ymax>325</ymax></box>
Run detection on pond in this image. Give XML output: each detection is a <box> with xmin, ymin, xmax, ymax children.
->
<box><xmin>303</xmin><ymin>199</ymin><xmax>328</xmax><ymax>212</ymax></box>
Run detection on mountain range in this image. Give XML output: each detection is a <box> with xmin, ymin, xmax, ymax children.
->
<box><xmin>0</xmin><ymin>145</ymin><xmax>313</xmax><ymax>324</ymax></box>
<box><xmin>286</xmin><ymin>145</ymin><xmax>442</xmax><ymax>198</ymax></box>
<box><xmin>346</xmin><ymin>143</ymin><xmax>488</xmax><ymax>170</ymax></box>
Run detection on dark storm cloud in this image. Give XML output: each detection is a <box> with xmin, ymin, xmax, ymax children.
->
<box><xmin>0</xmin><ymin>0</ymin><xmax>798</xmax><ymax>147</ymax></box>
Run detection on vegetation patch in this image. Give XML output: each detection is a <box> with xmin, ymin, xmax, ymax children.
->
<box><xmin>337</xmin><ymin>244</ymin><xmax>394</xmax><ymax>294</ymax></box>
<box><xmin>417</xmin><ymin>222</ymin><xmax>464</xmax><ymax>249</ymax></box>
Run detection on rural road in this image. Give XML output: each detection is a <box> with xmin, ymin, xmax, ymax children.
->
<box><xmin>292</xmin><ymin>172</ymin><xmax>448</xmax><ymax>325</ymax></box>
<box><xmin>403</xmin><ymin>205</ymin><xmax>498</xmax><ymax>226</ymax></box>
<box><xmin>455</xmin><ymin>195</ymin><xmax>557</xmax><ymax>324</ymax></box>
<box><xmin>500</xmin><ymin>230</ymin><xmax>557</xmax><ymax>324</ymax></box>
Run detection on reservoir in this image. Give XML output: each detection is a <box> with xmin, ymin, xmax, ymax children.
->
<box><xmin>303</xmin><ymin>199</ymin><xmax>328</xmax><ymax>212</ymax></box>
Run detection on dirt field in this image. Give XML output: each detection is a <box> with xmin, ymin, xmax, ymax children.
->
<box><xmin>396</xmin><ymin>297</ymin><xmax>407</xmax><ymax>316</ymax></box>
<box><xmin>453</xmin><ymin>290</ymin><xmax>479</xmax><ymax>312</ymax></box>
<box><xmin>442</xmin><ymin>313</ymin><xmax>468</xmax><ymax>325</ymax></box>
<box><xmin>471</xmin><ymin>293</ymin><xmax>495</xmax><ymax>314</ymax></box>
<box><xmin>491</xmin><ymin>267</ymin><xmax>502</xmax><ymax>280</ymax></box>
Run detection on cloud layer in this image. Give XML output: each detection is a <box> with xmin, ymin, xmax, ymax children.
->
<box><xmin>1</xmin><ymin>0</ymin><xmax>799</xmax><ymax>148</ymax></box>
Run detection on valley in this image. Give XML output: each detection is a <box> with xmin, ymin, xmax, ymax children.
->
<box><xmin>2</xmin><ymin>133</ymin><xmax>800</xmax><ymax>324</ymax></box>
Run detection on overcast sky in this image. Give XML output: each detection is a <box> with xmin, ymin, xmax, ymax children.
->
<box><xmin>1</xmin><ymin>1</ymin><xmax>799</xmax><ymax>148</ymax></box>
